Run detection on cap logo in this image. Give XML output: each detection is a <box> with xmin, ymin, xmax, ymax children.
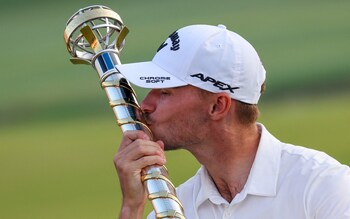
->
<box><xmin>140</xmin><ymin>76</ymin><xmax>171</xmax><ymax>84</ymax></box>
<box><xmin>156</xmin><ymin>30</ymin><xmax>180</xmax><ymax>52</ymax></box>
<box><xmin>190</xmin><ymin>73</ymin><xmax>239</xmax><ymax>93</ymax></box>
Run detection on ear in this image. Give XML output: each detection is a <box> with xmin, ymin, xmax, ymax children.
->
<box><xmin>208</xmin><ymin>93</ymin><xmax>232</xmax><ymax>120</ymax></box>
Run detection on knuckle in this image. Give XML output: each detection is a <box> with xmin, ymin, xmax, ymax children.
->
<box><xmin>113</xmin><ymin>155</ymin><xmax>126</xmax><ymax>169</ymax></box>
<box><xmin>133</xmin><ymin>138</ymin><xmax>145</xmax><ymax>146</ymax></box>
<box><xmin>139</xmin><ymin>156</ymin><xmax>152</xmax><ymax>165</ymax></box>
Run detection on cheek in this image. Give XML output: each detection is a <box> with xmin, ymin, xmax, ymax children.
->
<box><xmin>157</xmin><ymin>101</ymin><xmax>184</xmax><ymax>120</ymax></box>
<box><xmin>151</xmin><ymin>103</ymin><xmax>209</xmax><ymax>148</ymax></box>
<box><xmin>173</xmin><ymin>108</ymin><xmax>208</xmax><ymax>134</ymax></box>
<box><xmin>155</xmin><ymin>95</ymin><xmax>208</xmax><ymax>129</ymax></box>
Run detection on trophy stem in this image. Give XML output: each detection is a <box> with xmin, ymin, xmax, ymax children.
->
<box><xmin>63</xmin><ymin>6</ymin><xmax>186</xmax><ymax>218</ymax></box>
<box><xmin>94</xmin><ymin>50</ymin><xmax>185</xmax><ymax>219</ymax></box>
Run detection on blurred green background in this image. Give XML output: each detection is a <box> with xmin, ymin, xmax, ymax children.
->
<box><xmin>0</xmin><ymin>0</ymin><xmax>349</xmax><ymax>218</ymax></box>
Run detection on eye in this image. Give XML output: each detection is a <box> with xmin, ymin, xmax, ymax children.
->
<box><xmin>160</xmin><ymin>89</ymin><xmax>170</xmax><ymax>95</ymax></box>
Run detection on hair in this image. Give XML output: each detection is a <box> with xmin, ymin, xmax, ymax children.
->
<box><xmin>235</xmin><ymin>101</ymin><xmax>260</xmax><ymax>125</ymax></box>
<box><xmin>235</xmin><ymin>81</ymin><xmax>266</xmax><ymax>125</ymax></box>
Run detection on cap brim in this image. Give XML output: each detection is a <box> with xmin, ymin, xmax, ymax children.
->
<box><xmin>115</xmin><ymin>61</ymin><xmax>188</xmax><ymax>89</ymax></box>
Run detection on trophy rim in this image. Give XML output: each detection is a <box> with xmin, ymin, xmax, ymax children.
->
<box><xmin>63</xmin><ymin>5</ymin><xmax>124</xmax><ymax>57</ymax></box>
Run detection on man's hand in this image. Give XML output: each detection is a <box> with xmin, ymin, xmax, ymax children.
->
<box><xmin>114</xmin><ymin>130</ymin><xmax>166</xmax><ymax>219</ymax></box>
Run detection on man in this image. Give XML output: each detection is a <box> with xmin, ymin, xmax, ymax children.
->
<box><xmin>113</xmin><ymin>24</ymin><xmax>350</xmax><ymax>218</ymax></box>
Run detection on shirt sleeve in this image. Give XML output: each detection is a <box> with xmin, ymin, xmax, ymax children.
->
<box><xmin>306</xmin><ymin>164</ymin><xmax>350</xmax><ymax>219</ymax></box>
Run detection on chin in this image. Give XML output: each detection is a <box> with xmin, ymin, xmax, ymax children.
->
<box><xmin>164</xmin><ymin>144</ymin><xmax>183</xmax><ymax>151</ymax></box>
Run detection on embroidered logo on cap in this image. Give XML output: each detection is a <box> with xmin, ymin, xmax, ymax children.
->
<box><xmin>190</xmin><ymin>73</ymin><xmax>239</xmax><ymax>93</ymax></box>
<box><xmin>140</xmin><ymin>76</ymin><xmax>171</xmax><ymax>84</ymax></box>
<box><xmin>157</xmin><ymin>31</ymin><xmax>180</xmax><ymax>52</ymax></box>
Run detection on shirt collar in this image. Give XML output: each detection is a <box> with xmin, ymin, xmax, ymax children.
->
<box><xmin>196</xmin><ymin>166</ymin><xmax>228</xmax><ymax>208</ymax></box>
<box><xmin>244</xmin><ymin>123</ymin><xmax>281</xmax><ymax>196</ymax></box>
<box><xmin>195</xmin><ymin>123</ymin><xmax>281</xmax><ymax>208</ymax></box>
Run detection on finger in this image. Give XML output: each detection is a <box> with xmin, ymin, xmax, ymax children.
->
<box><xmin>134</xmin><ymin>154</ymin><xmax>166</xmax><ymax>168</ymax></box>
<box><xmin>119</xmin><ymin>139</ymin><xmax>165</xmax><ymax>162</ymax></box>
<box><xmin>119</xmin><ymin>130</ymin><xmax>150</xmax><ymax>150</ymax></box>
<box><xmin>114</xmin><ymin>150</ymin><xmax>166</xmax><ymax>176</ymax></box>
<box><xmin>156</xmin><ymin>140</ymin><xmax>165</xmax><ymax>151</ymax></box>
<box><xmin>116</xmin><ymin>154</ymin><xmax>166</xmax><ymax>174</ymax></box>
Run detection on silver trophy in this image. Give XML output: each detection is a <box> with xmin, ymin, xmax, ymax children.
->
<box><xmin>63</xmin><ymin>5</ymin><xmax>185</xmax><ymax>219</ymax></box>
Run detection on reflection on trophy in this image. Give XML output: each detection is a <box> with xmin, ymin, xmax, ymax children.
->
<box><xmin>63</xmin><ymin>5</ymin><xmax>185</xmax><ymax>219</ymax></box>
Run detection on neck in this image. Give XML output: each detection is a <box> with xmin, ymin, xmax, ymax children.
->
<box><xmin>189</xmin><ymin>123</ymin><xmax>261</xmax><ymax>202</ymax></box>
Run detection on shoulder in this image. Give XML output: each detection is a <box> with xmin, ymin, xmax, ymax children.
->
<box><xmin>279</xmin><ymin>143</ymin><xmax>350</xmax><ymax>218</ymax></box>
<box><xmin>305</xmin><ymin>160</ymin><xmax>350</xmax><ymax>218</ymax></box>
<box><xmin>278</xmin><ymin>141</ymin><xmax>348</xmax><ymax>184</ymax></box>
<box><xmin>279</xmin><ymin>142</ymin><xmax>345</xmax><ymax>176</ymax></box>
<box><xmin>259</xmin><ymin>124</ymin><xmax>346</xmax><ymax>187</ymax></box>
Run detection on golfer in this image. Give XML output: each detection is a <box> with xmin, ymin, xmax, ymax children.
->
<box><xmin>114</xmin><ymin>24</ymin><xmax>350</xmax><ymax>219</ymax></box>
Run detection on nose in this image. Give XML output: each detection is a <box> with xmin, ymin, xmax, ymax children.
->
<box><xmin>140</xmin><ymin>89</ymin><xmax>159</xmax><ymax>113</ymax></box>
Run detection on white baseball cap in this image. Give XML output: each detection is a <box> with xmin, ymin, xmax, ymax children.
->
<box><xmin>116</xmin><ymin>24</ymin><xmax>266</xmax><ymax>104</ymax></box>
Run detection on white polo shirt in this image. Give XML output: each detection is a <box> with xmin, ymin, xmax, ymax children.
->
<box><xmin>147</xmin><ymin>124</ymin><xmax>350</xmax><ymax>219</ymax></box>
